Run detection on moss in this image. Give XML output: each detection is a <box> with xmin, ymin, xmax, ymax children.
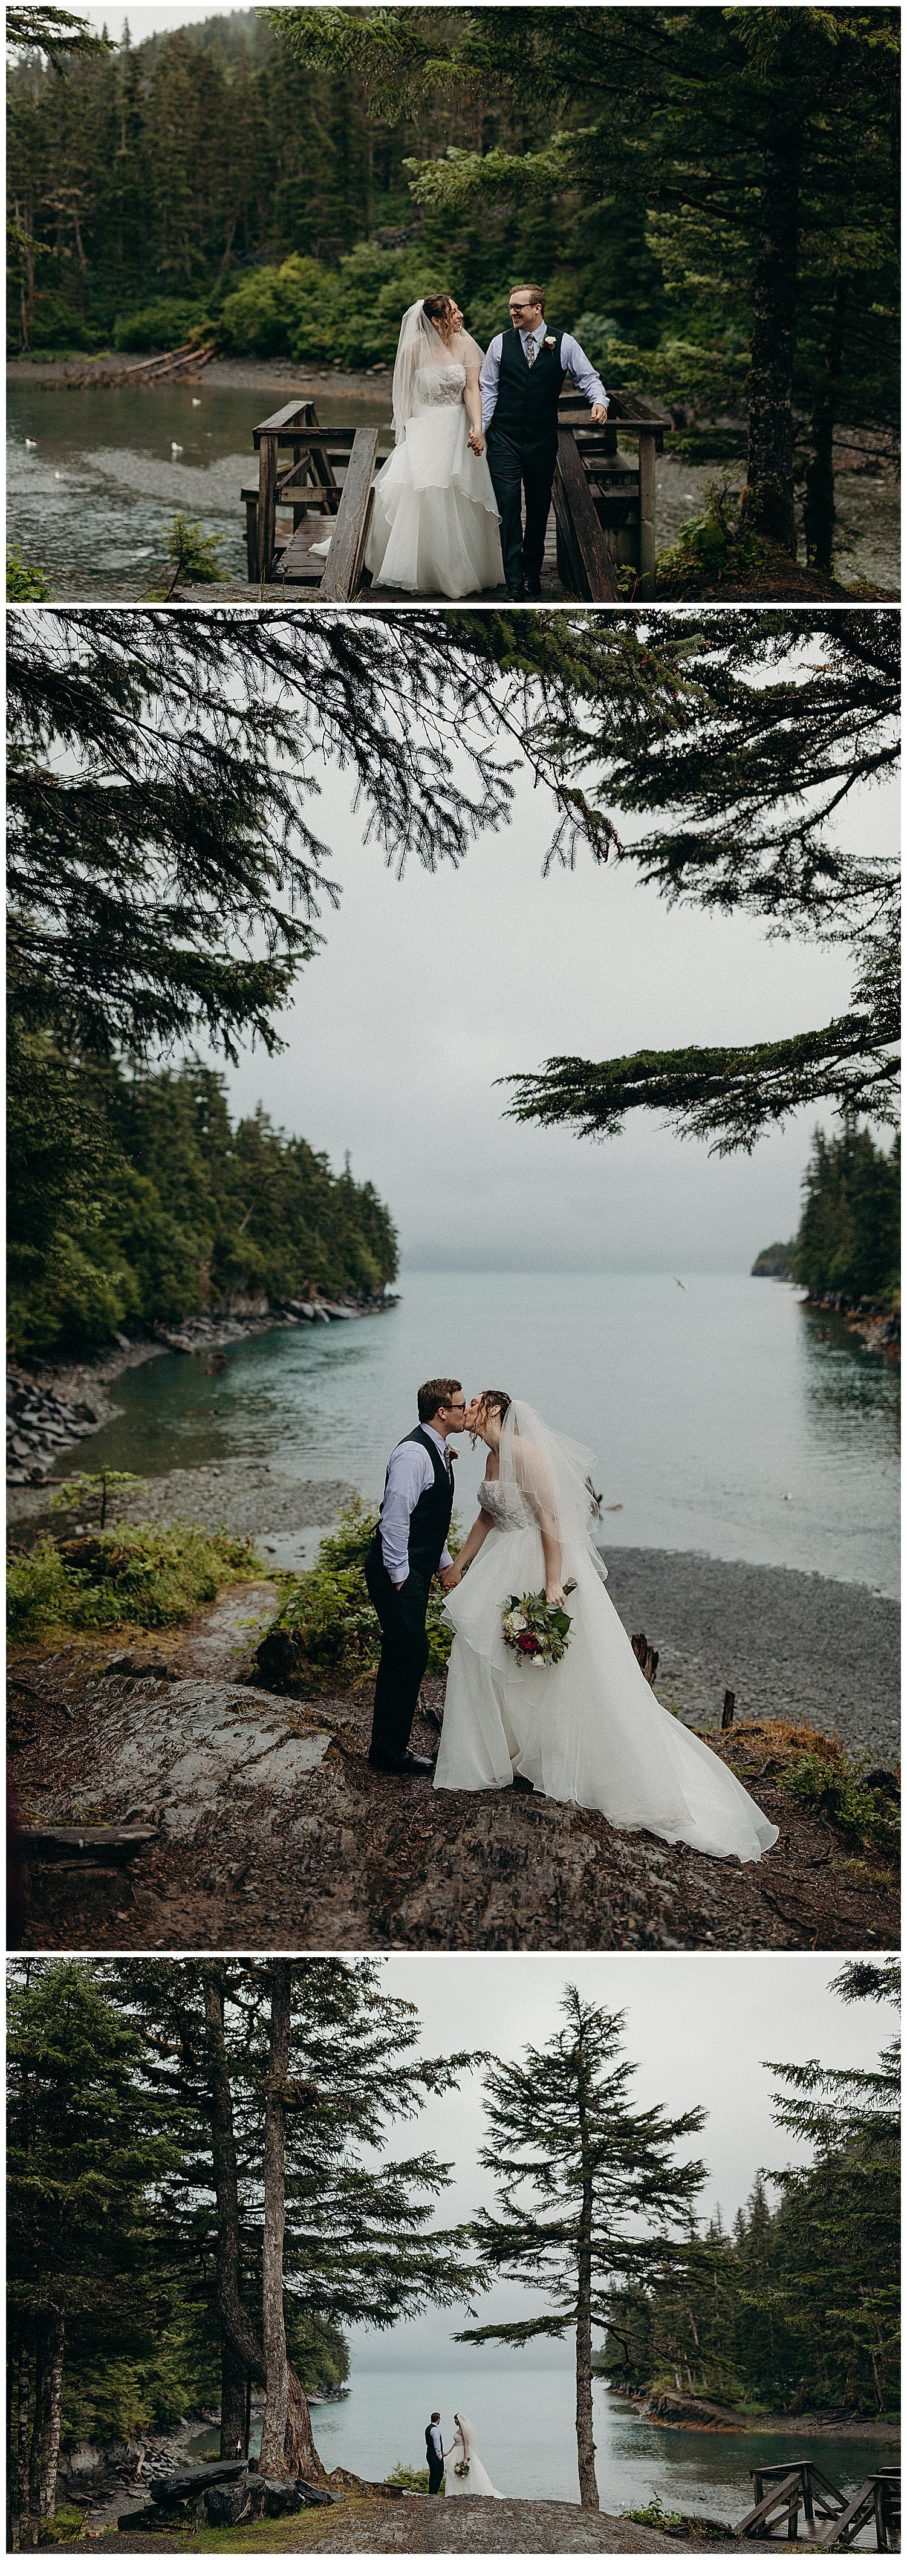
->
<box><xmin>725</xmin><ymin>1718</ymin><xmax>899</xmax><ymax>1864</ymax></box>
<box><xmin>7</xmin><ymin>1519</ymin><xmax>263</xmax><ymax>1640</ymax></box>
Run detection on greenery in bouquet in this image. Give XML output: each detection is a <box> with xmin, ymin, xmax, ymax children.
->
<box><xmin>502</xmin><ymin>1585</ymin><xmax>575</xmax><ymax>1667</ymax></box>
<box><xmin>454</xmin><ymin>2459</ymin><xmax>471</xmax><ymax>2479</ymax></box>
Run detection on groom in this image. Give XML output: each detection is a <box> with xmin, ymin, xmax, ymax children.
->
<box><xmin>364</xmin><ymin>1379</ymin><xmax>467</xmax><ymax>1776</ymax></box>
<box><xmin>481</xmin><ymin>283</ymin><xmax>609</xmax><ymax>600</ymax></box>
<box><xmin>425</xmin><ymin>2411</ymin><xmax>447</xmax><ymax>2495</ymax></box>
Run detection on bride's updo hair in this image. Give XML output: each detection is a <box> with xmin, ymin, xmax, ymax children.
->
<box><xmin>472</xmin><ymin>1388</ymin><xmax>511</xmax><ymax>1440</ymax></box>
<box><xmin>422</xmin><ymin>291</ymin><xmax>456</xmax><ymax>339</ymax></box>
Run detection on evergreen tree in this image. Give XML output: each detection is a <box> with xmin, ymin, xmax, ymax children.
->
<box><xmin>7</xmin><ymin>1961</ymin><xmax>182</xmax><ymax>2551</ymax></box>
<box><xmin>793</xmin><ymin>1125</ymin><xmax>899</xmax><ymax>1308</ymax></box>
<box><xmin>455</xmin><ymin>1988</ymin><xmax>705</xmax><ymax>2510</ymax></box>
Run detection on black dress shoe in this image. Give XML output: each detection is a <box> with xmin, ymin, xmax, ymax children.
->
<box><xmin>524</xmin><ymin>582</ymin><xmax>542</xmax><ymax>600</ymax></box>
<box><xmin>368</xmin><ymin>1749</ymin><xmax>435</xmax><ymax>1777</ymax></box>
<box><xmin>506</xmin><ymin>587</ymin><xmax>526</xmax><ymax>603</ymax></box>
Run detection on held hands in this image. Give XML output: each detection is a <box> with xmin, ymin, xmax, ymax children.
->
<box><xmin>439</xmin><ymin>1562</ymin><xmax>462</xmax><ymax>1591</ymax></box>
<box><xmin>467</xmin><ymin>427</ymin><xmax>486</xmax><ymax>455</ymax></box>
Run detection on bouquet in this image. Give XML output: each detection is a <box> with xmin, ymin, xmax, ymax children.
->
<box><xmin>502</xmin><ymin>1581</ymin><xmax>576</xmax><ymax>1667</ymax></box>
<box><xmin>454</xmin><ymin>2460</ymin><xmax>470</xmax><ymax>2479</ymax></box>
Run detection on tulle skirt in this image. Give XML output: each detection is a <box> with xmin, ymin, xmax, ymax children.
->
<box><xmin>435</xmin><ymin>1526</ymin><xmax>778</xmax><ymax>1864</ymax></box>
<box><xmin>364</xmin><ymin>403</ymin><xmax>503</xmax><ymax>598</ymax></box>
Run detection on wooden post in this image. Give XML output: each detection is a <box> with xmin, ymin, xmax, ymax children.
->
<box><xmin>245</xmin><ymin>496</ymin><xmax>258</xmax><ymax>584</ymax></box>
<box><xmin>638</xmin><ymin>430</ymin><xmax>657</xmax><ymax>593</ymax></box>
<box><xmin>721</xmin><ymin>1690</ymin><xmax>736</xmax><ymax>1729</ymax></box>
<box><xmin>256</xmin><ymin>434</ymin><xmax>278</xmax><ymax>584</ymax></box>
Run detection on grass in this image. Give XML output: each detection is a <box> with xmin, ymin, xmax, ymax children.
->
<box><xmin>621</xmin><ymin>2502</ymin><xmax>729</xmax><ymax>2543</ymax></box>
<box><xmin>7</xmin><ymin>1519</ymin><xmax>264</xmax><ymax>1641</ymax></box>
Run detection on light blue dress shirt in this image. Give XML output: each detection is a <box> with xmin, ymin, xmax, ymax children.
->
<box><xmin>480</xmin><ymin>320</ymin><xmax>608</xmax><ymax>432</ymax></box>
<box><xmin>380</xmin><ymin>1423</ymin><xmax>454</xmax><ymax>1583</ymax></box>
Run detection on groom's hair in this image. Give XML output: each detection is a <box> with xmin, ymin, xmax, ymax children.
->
<box><xmin>513</xmin><ymin>281</ymin><xmax>545</xmax><ymax>313</ymax></box>
<box><xmin>418</xmin><ymin>1377</ymin><xmax>461</xmax><ymax>1422</ymax></box>
<box><xmin>430</xmin><ymin>2411</ymin><xmax>440</xmax><ymax>2423</ymax></box>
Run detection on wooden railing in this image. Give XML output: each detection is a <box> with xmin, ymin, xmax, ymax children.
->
<box><xmin>244</xmin><ymin>383</ymin><xmax>672</xmax><ymax>597</ymax></box>
<box><xmin>738</xmin><ymin>2459</ymin><xmax>901</xmax><ymax>2549</ymax></box>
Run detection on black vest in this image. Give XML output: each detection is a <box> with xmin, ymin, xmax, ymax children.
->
<box><xmin>381</xmin><ymin>1425</ymin><xmax>453</xmax><ymax>1575</ymax></box>
<box><xmin>489</xmin><ymin>326</ymin><xmax>565</xmax><ymax>446</ymax></box>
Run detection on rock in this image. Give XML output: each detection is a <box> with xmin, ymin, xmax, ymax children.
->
<box><xmin>150</xmin><ymin>2459</ymin><xmax>245</xmax><ymax>2506</ymax></box>
<box><xmin>204</xmin><ymin>2477</ymin><xmax>253</xmax><ymax>2525</ymax></box>
<box><xmin>117</xmin><ymin>2503</ymin><xmax>169</xmax><ymax>2531</ymax></box>
<box><xmin>105</xmin><ymin>1651</ymin><xmax>172</xmax><ymax>1680</ymax></box>
<box><xmin>261</xmin><ymin>2477</ymin><xmax>304</xmax><ymax>2517</ymax></box>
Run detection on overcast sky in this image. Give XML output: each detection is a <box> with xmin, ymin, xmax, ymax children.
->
<box><xmin>78</xmin><ymin>1</ymin><xmax>250</xmax><ymax>38</ymax></box>
<box><xmin>339</xmin><ymin>1953</ymin><xmax>892</xmax><ymax>2368</ymax></box>
<box><xmin>211</xmin><ymin>706</ymin><xmax>891</xmax><ymax>1274</ymax></box>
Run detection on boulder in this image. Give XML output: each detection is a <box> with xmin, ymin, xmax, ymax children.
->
<box><xmin>150</xmin><ymin>2460</ymin><xmax>245</xmax><ymax>2506</ymax></box>
<box><xmin>261</xmin><ymin>2478</ymin><xmax>304</xmax><ymax>2517</ymax></box>
<box><xmin>204</xmin><ymin>2478</ymin><xmax>253</xmax><ymax>2526</ymax></box>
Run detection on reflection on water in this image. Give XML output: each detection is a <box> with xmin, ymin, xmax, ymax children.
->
<box><xmin>51</xmin><ymin>1272</ymin><xmax>899</xmax><ymax>1595</ymax></box>
<box><xmin>190</xmin><ymin>2366</ymin><xmax>895</xmax><ymax>2528</ymax></box>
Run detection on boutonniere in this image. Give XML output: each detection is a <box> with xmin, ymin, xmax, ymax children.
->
<box><xmin>543</xmin><ymin>334</ymin><xmax>556</xmax><ymax>351</ymax></box>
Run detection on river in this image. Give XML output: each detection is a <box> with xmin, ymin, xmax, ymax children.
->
<box><xmin>187</xmin><ymin>2362</ymin><xmax>895</xmax><ymax>2532</ymax></box>
<box><xmin>7</xmin><ymin>369</ymin><xmax>900</xmax><ymax>598</ymax></box>
<box><xmin>69</xmin><ymin>1270</ymin><xmax>898</xmax><ymax>1597</ymax></box>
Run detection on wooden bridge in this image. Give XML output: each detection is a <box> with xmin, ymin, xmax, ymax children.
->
<box><xmin>738</xmin><ymin>2459</ymin><xmax>900</xmax><ymax>2549</ymax></box>
<box><xmin>241</xmin><ymin>387</ymin><xmax>671</xmax><ymax>603</ymax></box>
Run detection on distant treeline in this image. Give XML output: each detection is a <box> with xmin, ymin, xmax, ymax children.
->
<box><xmin>597</xmin><ymin>2160</ymin><xmax>898</xmax><ymax>2420</ymax></box>
<box><xmin>8</xmin><ymin>1045</ymin><xmax>398</xmax><ymax>1361</ymax></box>
<box><xmin>753</xmin><ymin>1126</ymin><xmax>899</xmax><ymax>1313</ymax></box>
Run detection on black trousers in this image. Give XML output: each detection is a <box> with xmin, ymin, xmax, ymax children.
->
<box><xmin>486</xmin><ymin>427</ymin><xmax>557</xmax><ymax>593</ymax></box>
<box><xmin>364</xmin><ymin>1543</ymin><xmax>430</xmax><ymax>1763</ymax></box>
<box><xmin>427</xmin><ymin>2460</ymin><xmax>445</xmax><ymax>2497</ymax></box>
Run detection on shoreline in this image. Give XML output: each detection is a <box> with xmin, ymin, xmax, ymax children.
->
<box><xmin>6</xmin><ymin>1296</ymin><xmax>395</xmax><ymax>1488</ymax></box>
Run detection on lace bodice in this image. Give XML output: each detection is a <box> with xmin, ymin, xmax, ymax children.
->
<box><xmin>415</xmin><ymin>361</ymin><xmax>466</xmax><ymax>408</ymax></box>
<box><xmin>478</xmin><ymin>1476</ymin><xmax>535</xmax><ymax>1530</ymax></box>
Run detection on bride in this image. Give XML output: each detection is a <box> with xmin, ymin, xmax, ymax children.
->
<box><xmin>363</xmin><ymin>295</ymin><xmax>503</xmax><ymax>598</ymax></box>
<box><xmin>435</xmin><ymin>1392</ymin><xmax>779</xmax><ymax>1865</ymax></box>
<box><xmin>445</xmin><ymin>2411</ymin><xmax>501</xmax><ymax>2499</ymax></box>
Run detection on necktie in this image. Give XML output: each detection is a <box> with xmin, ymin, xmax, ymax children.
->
<box><xmin>525</xmin><ymin>335</ymin><xmax>537</xmax><ymax>366</ymax></box>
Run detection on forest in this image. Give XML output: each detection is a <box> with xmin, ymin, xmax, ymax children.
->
<box><xmin>8</xmin><ymin>1960</ymin><xmax>899</xmax><ymax>2549</ymax></box>
<box><xmin>7</xmin><ymin>1047</ymin><xmax>398</xmax><ymax>1361</ymax></box>
<box><xmin>7</xmin><ymin>7</ymin><xmax>900</xmax><ymax>562</ymax></box>
<box><xmin>754</xmin><ymin>1126</ymin><xmax>900</xmax><ymax>1313</ymax></box>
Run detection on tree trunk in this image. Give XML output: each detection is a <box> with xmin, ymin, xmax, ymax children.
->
<box><xmin>38</xmin><ymin>2311</ymin><xmax>65</xmax><ymax>2521</ymax></box>
<box><xmin>574</xmin><ymin>2042</ymin><xmax>599</xmax><ymax>2511</ymax></box>
<box><xmin>740</xmin><ymin>123</ymin><xmax>802</xmax><ymax>552</ymax></box>
<box><xmin>202</xmin><ymin>1965</ymin><xmax>326</xmax><ymax>2485</ymax></box>
<box><xmin>259</xmin><ymin>1964</ymin><xmax>292</xmax><ymax>2477</ymax></box>
<box><xmin>26</xmin><ymin>2342</ymin><xmax>45</xmax><ymax>2548</ymax></box>
<box><xmin>202</xmin><ymin>1967</ymin><xmax>264</xmax><ymax>2392</ymax></box>
<box><xmin>219</xmin><ymin>2336</ymin><xmax>249</xmax><ymax>2462</ymax></box>
<box><xmin>804</xmin><ymin>278</ymin><xmax>848</xmax><ymax>572</ymax></box>
<box><xmin>11</xmin><ymin>2345</ymin><xmax>30</xmax><ymax>2551</ymax></box>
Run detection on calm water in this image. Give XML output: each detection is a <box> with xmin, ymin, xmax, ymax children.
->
<box><xmin>190</xmin><ymin>2361</ymin><xmax>895</xmax><ymax>2529</ymax></box>
<box><xmin>6</xmin><ymin>377</ymin><xmax>389</xmax><ymax>596</ymax></box>
<box><xmin>8</xmin><ymin>376</ymin><xmax>899</xmax><ymax>598</ymax></box>
<box><xmin>70</xmin><ymin>1271</ymin><xmax>898</xmax><ymax>1594</ymax></box>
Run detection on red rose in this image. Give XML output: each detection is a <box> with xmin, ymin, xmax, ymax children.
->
<box><xmin>518</xmin><ymin>1632</ymin><xmax>540</xmax><ymax>1653</ymax></box>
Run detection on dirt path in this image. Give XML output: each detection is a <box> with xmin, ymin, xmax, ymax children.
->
<box><xmin>10</xmin><ymin>1585</ymin><xmax>897</xmax><ymax>1954</ymax></box>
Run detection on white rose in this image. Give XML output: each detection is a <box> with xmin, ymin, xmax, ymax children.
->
<box><xmin>532</xmin><ymin>1654</ymin><xmax>546</xmax><ymax>1668</ymax></box>
<box><xmin>510</xmin><ymin>1611</ymin><xmax>527</xmax><ymax>1632</ymax></box>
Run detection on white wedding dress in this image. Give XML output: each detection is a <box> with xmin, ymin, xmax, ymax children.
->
<box><xmin>365</xmin><ymin>357</ymin><xmax>503</xmax><ymax>597</ymax></box>
<box><xmin>435</xmin><ymin>1408</ymin><xmax>778</xmax><ymax>1865</ymax></box>
<box><xmin>445</xmin><ymin>2416</ymin><xmax>501</xmax><ymax>2499</ymax></box>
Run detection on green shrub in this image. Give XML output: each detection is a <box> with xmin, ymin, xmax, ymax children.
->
<box><xmin>385</xmin><ymin>2463</ymin><xmax>437</xmax><ymax>2494</ymax></box>
<box><xmin>7</xmin><ymin>546</ymin><xmax>51</xmax><ymax>600</ymax></box>
<box><xmin>7</xmin><ymin>1519</ymin><xmax>262</xmax><ymax>1641</ymax></box>
<box><xmin>779</xmin><ymin>1746</ymin><xmax>899</xmax><ymax>1865</ymax></box>
<box><xmin>266</xmin><ymin>1498</ymin><xmax>457</xmax><ymax>1687</ymax></box>
<box><xmin>221</xmin><ymin>245</ymin><xmax>451</xmax><ymax>369</ymax></box>
<box><xmin>112</xmin><ymin>297</ymin><xmax>213</xmax><ymax>352</ymax></box>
